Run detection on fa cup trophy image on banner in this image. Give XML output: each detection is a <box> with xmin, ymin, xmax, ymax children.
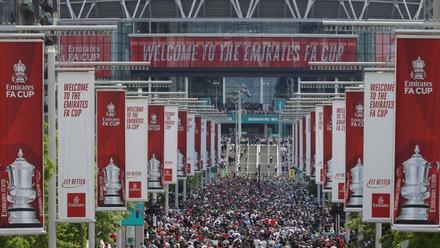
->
<box><xmin>177</xmin><ymin>149</ymin><xmax>186</xmax><ymax>177</ymax></box>
<box><xmin>148</xmin><ymin>154</ymin><xmax>162</xmax><ymax>189</ymax></box>
<box><xmin>347</xmin><ymin>158</ymin><xmax>364</xmax><ymax>208</ymax></box>
<box><xmin>396</xmin><ymin>145</ymin><xmax>431</xmax><ymax>223</ymax></box>
<box><xmin>6</xmin><ymin>149</ymin><xmax>40</xmax><ymax>226</ymax></box>
<box><xmin>324</xmin><ymin>159</ymin><xmax>333</xmax><ymax>190</ymax></box>
<box><xmin>102</xmin><ymin>157</ymin><xmax>123</xmax><ymax>205</ymax></box>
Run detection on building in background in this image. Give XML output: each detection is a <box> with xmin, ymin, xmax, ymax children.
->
<box><xmin>27</xmin><ymin>0</ymin><xmax>428</xmax><ymax>136</ymax></box>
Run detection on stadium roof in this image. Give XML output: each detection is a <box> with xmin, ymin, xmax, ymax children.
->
<box><xmin>60</xmin><ymin>0</ymin><xmax>426</xmax><ymax>20</ymax></box>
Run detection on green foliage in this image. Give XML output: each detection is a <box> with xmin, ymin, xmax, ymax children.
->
<box><xmin>346</xmin><ymin>213</ymin><xmax>375</xmax><ymax>248</ymax></box>
<box><xmin>187</xmin><ymin>173</ymin><xmax>201</xmax><ymax>191</ymax></box>
<box><xmin>0</xmin><ymin>123</ymin><xmax>124</xmax><ymax>247</ymax></box>
<box><xmin>347</xmin><ymin>213</ymin><xmax>440</xmax><ymax>248</ymax></box>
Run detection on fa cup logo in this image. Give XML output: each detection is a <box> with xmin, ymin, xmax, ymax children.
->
<box><xmin>12</xmin><ymin>60</ymin><xmax>28</xmax><ymax>84</ymax></box>
<box><xmin>355</xmin><ymin>103</ymin><xmax>364</xmax><ymax>118</ymax></box>
<box><xmin>106</xmin><ymin>102</ymin><xmax>116</xmax><ymax>117</ymax></box>
<box><xmin>378</xmin><ymin>196</ymin><xmax>384</xmax><ymax>206</ymax></box>
<box><xmin>411</xmin><ymin>56</ymin><xmax>426</xmax><ymax>80</ymax></box>
<box><xmin>151</xmin><ymin>113</ymin><xmax>157</xmax><ymax>125</ymax></box>
<box><xmin>73</xmin><ymin>195</ymin><xmax>80</xmax><ymax>204</ymax></box>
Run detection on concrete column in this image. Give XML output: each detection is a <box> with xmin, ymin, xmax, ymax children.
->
<box><xmin>260</xmin><ymin>77</ymin><xmax>264</xmax><ymax>104</ymax></box>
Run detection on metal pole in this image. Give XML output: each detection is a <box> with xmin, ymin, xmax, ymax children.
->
<box><xmin>317</xmin><ymin>184</ymin><xmax>321</xmax><ymax>206</ymax></box>
<box><xmin>375</xmin><ymin>223</ymin><xmax>382</xmax><ymax>248</ymax></box>
<box><xmin>116</xmin><ymin>226</ymin><xmax>122</xmax><ymax>248</ymax></box>
<box><xmin>164</xmin><ymin>185</ymin><xmax>169</xmax><ymax>215</ymax></box>
<box><xmin>48</xmin><ymin>46</ymin><xmax>57</xmax><ymax>248</ymax></box>
<box><xmin>88</xmin><ymin>223</ymin><xmax>95</xmax><ymax>248</ymax></box>
<box><xmin>175</xmin><ymin>182</ymin><xmax>179</xmax><ymax>209</ymax></box>
<box><xmin>184</xmin><ymin>77</ymin><xmax>189</xmax><ymax>99</ymax></box>
<box><xmin>345</xmin><ymin>212</ymin><xmax>351</xmax><ymax>244</ymax></box>
<box><xmin>182</xmin><ymin>179</ymin><xmax>187</xmax><ymax>202</ymax></box>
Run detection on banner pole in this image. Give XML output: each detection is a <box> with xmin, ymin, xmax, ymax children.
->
<box><xmin>175</xmin><ymin>182</ymin><xmax>179</xmax><ymax>209</ymax></box>
<box><xmin>164</xmin><ymin>185</ymin><xmax>169</xmax><ymax>215</ymax></box>
<box><xmin>48</xmin><ymin>46</ymin><xmax>57</xmax><ymax>248</ymax></box>
<box><xmin>183</xmin><ymin>179</ymin><xmax>187</xmax><ymax>202</ymax></box>
<box><xmin>345</xmin><ymin>212</ymin><xmax>351</xmax><ymax>244</ymax></box>
<box><xmin>375</xmin><ymin>223</ymin><xmax>382</xmax><ymax>248</ymax></box>
<box><xmin>317</xmin><ymin>184</ymin><xmax>321</xmax><ymax>206</ymax></box>
<box><xmin>88</xmin><ymin>223</ymin><xmax>95</xmax><ymax>248</ymax></box>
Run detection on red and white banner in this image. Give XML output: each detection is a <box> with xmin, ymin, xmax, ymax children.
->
<box><xmin>299</xmin><ymin>119</ymin><xmax>304</xmax><ymax>171</ymax></box>
<box><xmin>344</xmin><ymin>90</ymin><xmax>364</xmax><ymax>212</ymax></box>
<box><xmin>58</xmin><ymin>70</ymin><xmax>95</xmax><ymax>222</ymax></box>
<box><xmin>59</xmin><ymin>35</ymin><xmax>111</xmax><ymax>78</ymax></box>
<box><xmin>125</xmin><ymin>98</ymin><xmax>148</xmax><ymax>201</ymax></box>
<box><xmin>315</xmin><ymin>106</ymin><xmax>324</xmax><ymax>184</ymax></box>
<box><xmin>0</xmin><ymin>41</ymin><xmax>44</xmax><ymax>233</ymax></box>
<box><xmin>178</xmin><ymin>110</ymin><xmax>188</xmax><ymax>178</ymax></box>
<box><xmin>187</xmin><ymin>112</ymin><xmax>196</xmax><ymax>176</ymax></box>
<box><xmin>164</xmin><ymin>105</ymin><xmax>178</xmax><ymax>184</ymax></box>
<box><xmin>322</xmin><ymin>105</ymin><xmax>332</xmax><ymax>192</ymax></box>
<box><xmin>130</xmin><ymin>35</ymin><xmax>357</xmax><ymax>69</ymax></box>
<box><xmin>363</xmin><ymin>70</ymin><xmax>394</xmax><ymax>223</ymax></box>
<box><xmin>148</xmin><ymin>105</ymin><xmax>165</xmax><ymax>190</ymax></box>
<box><xmin>148</xmin><ymin>105</ymin><xmax>178</xmax><ymax>187</ymax></box>
<box><xmin>201</xmin><ymin>118</ymin><xmax>207</xmax><ymax>170</ymax></box>
<box><xmin>331</xmin><ymin>98</ymin><xmax>346</xmax><ymax>203</ymax></box>
<box><xmin>393</xmin><ymin>37</ymin><xmax>440</xmax><ymax>229</ymax></box>
<box><xmin>305</xmin><ymin>114</ymin><xmax>311</xmax><ymax>176</ymax></box>
<box><xmin>311</xmin><ymin>112</ymin><xmax>316</xmax><ymax>179</ymax></box>
<box><xmin>195</xmin><ymin>115</ymin><xmax>202</xmax><ymax>172</ymax></box>
<box><xmin>97</xmin><ymin>90</ymin><xmax>126</xmax><ymax>210</ymax></box>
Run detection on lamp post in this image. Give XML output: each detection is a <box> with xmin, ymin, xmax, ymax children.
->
<box><xmin>213</xmin><ymin>81</ymin><xmax>220</xmax><ymax>109</ymax></box>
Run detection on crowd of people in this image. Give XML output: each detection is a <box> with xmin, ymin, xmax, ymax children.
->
<box><xmin>144</xmin><ymin>177</ymin><xmax>344</xmax><ymax>247</ymax></box>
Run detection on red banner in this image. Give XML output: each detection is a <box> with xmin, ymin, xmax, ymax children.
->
<box><xmin>195</xmin><ymin>116</ymin><xmax>202</xmax><ymax>172</ymax></box>
<box><xmin>344</xmin><ymin>91</ymin><xmax>364</xmax><ymax>211</ymax></box>
<box><xmin>178</xmin><ymin>111</ymin><xmax>187</xmax><ymax>177</ymax></box>
<box><xmin>311</xmin><ymin>112</ymin><xmax>316</xmax><ymax>178</ymax></box>
<box><xmin>322</xmin><ymin>105</ymin><xmax>332</xmax><ymax>189</ymax></box>
<box><xmin>393</xmin><ymin>37</ymin><xmax>440</xmax><ymax>226</ymax></box>
<box><xmin>130</xmin><ymin>36</ymin><xmax>357</xmax><ymax>69</ymax></box>
<box><xmin>0</xmin><ymin>41</ymin><xmax>44</xmax><ymax>231</ymax></box>
<box><xmin>148</xmin><ymin>105</ymin><xmax>165</xmax><ymax>190</ymax></box>
<box><xmin>97</xmin><ymin>90</ymin><xmax>126</xmax><ymax>209</ymax></box>
<box><xmin>59</xmin><ymin>35</ymin><xmax>111</xmax><ymax>78</ymax></box>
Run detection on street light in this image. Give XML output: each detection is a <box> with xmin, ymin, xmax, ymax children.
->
<box><xmin>212</xmin><ymin>81</ymin><xmax>220</xmax><ymax>109</ymax></box>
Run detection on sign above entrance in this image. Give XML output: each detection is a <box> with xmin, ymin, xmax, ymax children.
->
<box><xmin>130</xmin><ymin>34</ymin><xmax>357</xmax><ymax>69</ymax></box>
<box><xmin>228</xmin><ymin>114</ymin><xmax>279</xmax><ymax>124</ymax></box>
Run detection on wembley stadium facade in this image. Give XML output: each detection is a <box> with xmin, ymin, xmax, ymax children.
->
<box><xmin>17</xmin><ymin>0</ymin><xmax>431</xmax><ymax>136</ymax></box>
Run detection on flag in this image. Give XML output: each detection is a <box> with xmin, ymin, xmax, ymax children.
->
<box><xmin>241</xmin><ymin>83</ymin><xmax>251</xmax><ymax>97</ymax></box>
